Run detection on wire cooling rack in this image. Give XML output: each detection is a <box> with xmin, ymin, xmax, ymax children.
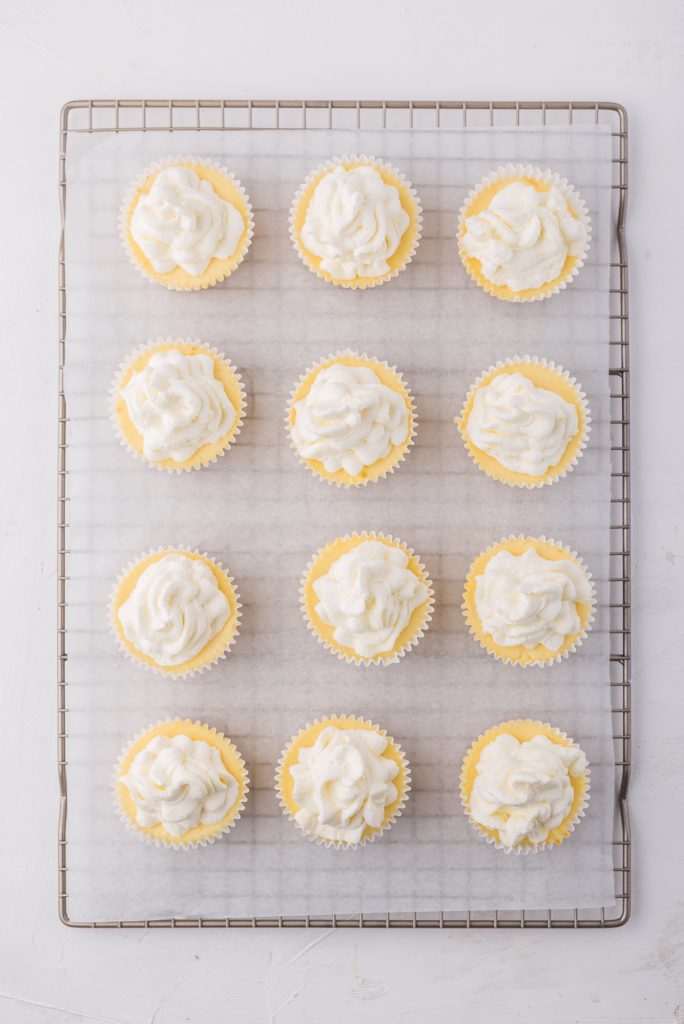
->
<box><xmin>57</xmin><ymin>99</ymin><xmax>630</xmax><ymax>929</ymax></box>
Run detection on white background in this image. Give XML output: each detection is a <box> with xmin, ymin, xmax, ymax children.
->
<box><xmin>0</xmin><ymin>1</ymin><xmax>682</xmax><ymax>1021</ymax></box>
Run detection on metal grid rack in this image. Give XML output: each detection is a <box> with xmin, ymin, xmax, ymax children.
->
<box><xmin>57</xmin><ymin>99</ymin><xmax>630</xmax><ymax>929</ymax></box>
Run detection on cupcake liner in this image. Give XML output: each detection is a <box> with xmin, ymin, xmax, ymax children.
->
<box><xmin>456</xmin><ymin>355</ymin><xmax>591</xmax><ymax>488</ymax></box>
<box><xmin>459</xmin><ymin>719</ymin><xmax>591</xmax><ymax>855</ymax></box>
<box><xmin>275</xmin><ymin>714</ymin><xmax>411</xmax><ymax>849</ymax></box>
<box><xmin>289</xmin><ymin>155</ymin><xmax>423</xmax><ymax>290</ymax></box>
<box><xmin>119</xmin><ymin>155</ymin><xmax>254</xmax><ymax>292</ymax></box>
<box><xmin>110</xmin><ymin>547</ymin><xmax>242</xmax><ymax>679</ymax></box>
<box><xmin>462</xmin><ymin>535</ymin><xmax>596</xmax><ymax>668</ymax></box>
<box><xmin>113</xmin><ymin>718</ymin><xmax>250</xmax><ymax>850</ymax></box>
<box><xmin>301</xmin><ymin>531</ymin><xmax>435</xmax><ymax>666</ymax></box>
<box><xmin>457</xmin><ymin>164</ymin><xmax>592</xmax><ymax>303</ymax></box>
<box><xmin>110</xmin><ymin>338</ymin><xmax>247</xmax><ymax>474</ymax></box>
<box><xmin>286</xmin><ymin>350</ymin><xmax>417</xmax><ymax>488</ymax></box>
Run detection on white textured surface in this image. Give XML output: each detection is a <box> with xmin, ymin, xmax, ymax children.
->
<box><xmin>0</xmin><ymin>0</ymin><xmax>682</xmax><ymax>1021</ymax></box>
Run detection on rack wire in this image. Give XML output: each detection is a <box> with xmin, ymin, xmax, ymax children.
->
<box><xmin>57</xmin><ymin>99</ymin><xmax>630</xmax><ymax>929</ymax></box>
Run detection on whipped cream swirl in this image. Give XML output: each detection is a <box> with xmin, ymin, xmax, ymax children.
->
<box><xmin>470</xmin><ymin>732</ymin><xmax>587</xmax><ymax>849</ymax></box>
<box><xmin>120</xmin><ymin>733</ymin><xmax>238</xmax><ymax>837</ymax></box>
<box><xmin>130</xmin><ymin>166</ymin><xmax>245</xmax><ymax>276</ymax></box>
<box><xmin>118</xmin><ymin>553</ymin><xmax>230</xmax><ymax>666</ymax></box>
<box><xmin>121</xmin><ymin>349</ymin><xmax>236</xmax><ymax>463</ymax></box>
<box><xmin>462</xmin><ymin>181</ymin><xmax>586</xmax><ymax>291</ymax></box>
<box><xmin>291</xmin><ymin>362</ymin><xmax>409</xmax><ymax>475</ymax></box>
<box><xmin>475</xmin><ymin>547</ymin><xmax>592</xmax><ymax>651</ymax></box>
<box><xmin>313</xmin><ymin>540</ymin><xmax>429</xmax><ymax>658</ymax></box>
<box><xmin>466</xmin><ymin>372</ymin><xmax>578</xmax><ymax>476</ymax></box>
<box><xmin>290</xmin><ymin>725</ymin><xmax>399</xmax><ymax>843</ymax></box>
<box><xmin>300</xmin><ymin>165</ymin><xmax>410</xmax><ymax>280</ymax></box>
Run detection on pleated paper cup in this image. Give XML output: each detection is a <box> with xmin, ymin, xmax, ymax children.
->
<box><xmin>275</xmin><ymin>714</ymin><xmax>411</xmax><ymax>849</ymax></box>
<box><xmin>110</xmin><ymin>338</ymin><xmax>246</xmax><ymax>473</ymax></box>
<box><xmin>289</xmin><ymin>155</ymin><xmax>422</xmax><ymax>289</ymax></box>
<box><xmin>110</xmin><ymin>547</ymin><xmax>241</xmax><ymax>679</ymax></box>
<box><xmin>459</xmin><ymin>719</ymin><xmax>591</xmax><ymax>854</ymax></box>
<box><xmin>301</xmin><ymin>531</ymin><xmax>434</xmax><ymax>666</ymax></box>
<box><xmin>456</xmin><ymin>355</ymin><xmax>590</xmax><ymax>488</ymax></box>
<box><xmin>462</xmin><ymin>535</ymin><xmax>596</xmax><ymax>667</ymax></box>
<box><xmin>119</xmin><ymin>155</ymin><xmax>254</xmax><ymax>291</ymax></box>
<box><xmin>286</xmin><ymin>350</ymin><xmax>417</xmax><ymax>487</ymax></box>
<box><xmin>114</xmin><ymin>719</ymin><xmax>249</xmax><ymax>850</ymax></box>
<box><xmin>457</xmin><ymin>164</ymin><xmax>591</xmax><ymax>302</ymax></box>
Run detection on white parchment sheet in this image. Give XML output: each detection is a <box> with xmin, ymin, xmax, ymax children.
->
<box><xmin>63</xmin><ymin>126</ymin><xmax>616</xmax><ymax>919</ymax></box>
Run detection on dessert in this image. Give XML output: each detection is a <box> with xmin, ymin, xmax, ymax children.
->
<box><xmin>276</xmin><ymin>715</ymin><xmax>410</xmax><ymax>847</ymax></box>
<box><xmin>111</xmin><ymin>548</ymin><xmax>241</xmax><ymax>677</ymax></box>
<box><xmin>458</xmin><ymin>164</ymin><xmax>591</xmax><ymax>301</ymax></box>
<box><xmin>460</xmin><ymin>720</ymin><xmax>590</xmax><ymax>853</ymax></box>
<box><xmin>120</xmin><ymin>157</ymin><xmax>253</xmax><ymax>290</ymax></box>
<box><xmin>288</xmin><ymin>351</ymin><xmax>416</xmax><ymax>486</ymax></box>
<box><xmin>111</xmin><ymin>339</ymin><xmax>246</xmax><ymax>472</ymax></box>
<box><xmin>290</xmin><ymin>156</ymin><xmax>422</xmax><ymax>288</ymax></box>
<box><xmin>456</xmin><ymin>356</ymin><xmax>590</xmax><ymax>487</ymax></box>
<box><xmin>462</xmin><ymin>536</ymin><xmax>595</xmax><ymax>666</ymax></box>
<box><xmin>114</xmin><ymin>719</ymin><xmax>249</xmax><ymax>848</ymax></box>
<box><xmin>301</xmin><ymin>532</ymin><xmax>434</xmax><ymax>665</ymax></box>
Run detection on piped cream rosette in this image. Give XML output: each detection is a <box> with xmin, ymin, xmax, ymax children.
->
<box><xmin>114</xmin><ymin>719</ymin><xmax>249</xmax><ymax>849</ymax></box>
<box><xmin>290</xmin><ymin>155</ymin><xmax>422</xmax><ymax>289</ymax></box>
<box><xmin>301</xmin><ymin>532</ymin><xmax>434</xmax><ymax>666</ymax></box>
<box><xmin>456</xmin><ymin>356</ymin><xmax>590</xmax><ymax>488</ymax></box>
<box><xmin>119</xmin><ymin>155</ymin><xmax>254</xmax><ymax>291</ymax></box>
<box><xmin>110</xmin><ymin>547</ymin><xmax>241</xmax><ymax>679</ymax></box>
<box><xmin>457</xmin><ymin>164</ymin><xmax>591</xmax><ymax>302</ymax></box>
<box><xmin>462</xmin><ymin>535</ymin><xmax>595</xmax><ymax>667</ymax></box>
<box><xmin>459</xmin><ymin>720</ymin><xmax>590</xmax><ymax>854</ymax></box>
<box><xmin>287</xmin><ymin>350</ymin><xmax>416</xmax><ymax>487</ymax></box>
<box><xmin>275</xmin><ymin>715</ymin><xmax>410</xmax><ymax>848</ymax></box>
<box><xmin>110</xmin><ymin>338</ymin><xmax>246</xmax><ymax>473</ymax></box>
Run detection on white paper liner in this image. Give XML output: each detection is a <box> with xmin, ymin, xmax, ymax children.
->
<box><xmin>64</xmin><ymin>125</ymin><xmax>618</xmax><ymax>918</ymax></box>
<box><xmin>109</xmin><ymin>547</ymin><xmax>242</xmax><ymax>679</ymax></box>
<box><xmin>289</xmin><ymin>155</ymin><xmax>423</xmax><ymax>289</ymax></box>
<box><xmin>109</xmin><ymin>338</ymin><xmax>247</xmax><ymax>473</ymax></box>
<box><xmin>462</xmin><ymin>535</ymin><xmax>596</xmax><ymax>667</ymax></box>
<box><xmin>286</xmin><ymin>349</ymin><xmax>417</xmax><ymax>487</ymax></box>
<box><xmin>301</xmin><ymin>531</ymin><xmax>434</xmax><ymax>666</ymax></box>
<box><xmin>459</xmin><ymin>720</ymin><xmax>591</xmax><ymax>855</ymax></box>
<box><xmin>456</xmin><ymin>355</ymin><xmax>591</xmax><ymax>488</ymax></box>
<box><xmin>113</xmin><ymin>719</ymin><xmax>250</xmax><ymax>850</ymax></box>
<box><xmin>275</xmin><ymin>714</ymin><xmax>411</xmax><ymax>849</ymax></box>
<box><xmin>119</xmin><ymin>155</ymin><xmax>254</xmax><ymax>291</ymax></box>
<box><xmin>457</xmin><ymin>164</ymin><xmax>592</xmax><ymax>302</ymax></box>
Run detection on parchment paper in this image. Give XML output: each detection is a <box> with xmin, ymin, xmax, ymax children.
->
<box><xmin>63</xmin><ymin>126</ymin><xmax>616</xmax><ymax>919</ymax></box>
